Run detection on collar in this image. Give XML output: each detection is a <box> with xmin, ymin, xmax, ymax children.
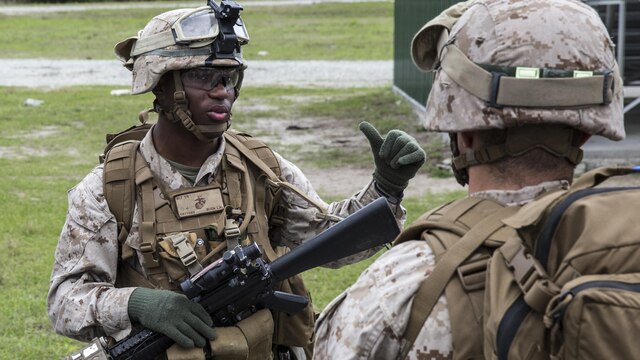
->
<box><xmin>470</xmin><ymin>180</ymin><xmax>570</xmax><ymax>207</ymax></box>
<box><xmin>139</xmin><ymin>129</ymin><xmax>227</xmax><ymax>189</ymax></box>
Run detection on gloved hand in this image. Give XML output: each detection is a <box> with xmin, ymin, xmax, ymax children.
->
<box><xmin>128</xmin><ymin>287</ymin><xmax>216</xmax><ymax>348</ymax></box>
<box><xmin>360</xmin><ymin>121</ymin><xmax>426</xmax><ymax>196</ymax></box>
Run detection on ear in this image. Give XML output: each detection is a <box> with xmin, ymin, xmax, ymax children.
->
<box><xmin>152</xmin><ymin>74</ymin><xmax>174</xmax><ymax>110</ymax></box>
<box><xmin>457</xmin><ymin>132</ymin><xmax>474</xmax><ymax>152</ymax></box>
<box><xmin>152</xmin><ymin>76</ymin><xmax>167</xmax><ymax>96</ymax></box>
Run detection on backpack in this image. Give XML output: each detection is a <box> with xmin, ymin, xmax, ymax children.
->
<box><xmin>395</xmin><ymin>166</ymin><xmax>640</xmax><ymax>360</ymax></box>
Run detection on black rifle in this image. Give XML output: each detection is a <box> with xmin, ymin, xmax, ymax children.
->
<box><xmin>106</xmin><ymin>197</ymin><xmax>400</xmax><ymax>360</ymax></box>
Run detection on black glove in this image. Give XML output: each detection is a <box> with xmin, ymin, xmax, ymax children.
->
<box><xmin>128</xmin><ymin>287</ymin><xmax>216</xmax><ymax>348</ymax></box>
<box><xmin>360</xmin><ymin>121</ymin><xmax>426</xmax><ymax>196</ymax></box>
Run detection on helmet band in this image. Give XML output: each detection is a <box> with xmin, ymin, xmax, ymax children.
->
<box><xmin>439</xmin><ymin>44</ymin><xmax>617</xmax><ymax>109</ymax></box>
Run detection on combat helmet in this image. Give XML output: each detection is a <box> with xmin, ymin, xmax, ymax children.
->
<box><xmin>114</xmin><ymin>1</ymin><xmax>249</xmax><ymax>142</ymax></box>
<box><xmin>411</xmin><ymin>0</ymin><xmax>625</xmax><ymax>185</ymax></box>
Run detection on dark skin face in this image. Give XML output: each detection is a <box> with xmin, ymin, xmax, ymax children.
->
<box><xmin>151</xmin><ymin>70</ymin><xmax>237</xmax><ymax>167</ymax></box>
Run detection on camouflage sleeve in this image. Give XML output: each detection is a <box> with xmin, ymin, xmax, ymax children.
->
<box><xmin>270</xmin><ymin>153</ymin><xmax>406</xmax><ymax>267</ymax></box>
<box><xmin>313</xmin><ymin>240</ymin><xmax>454</xmax><ymax>359</ymax></box>
<box><xmin>47</xmin><ymin>165</ymin><xmax>136</xmax><ymax>341</ymax></box>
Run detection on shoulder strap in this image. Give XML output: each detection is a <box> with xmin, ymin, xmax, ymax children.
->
<box><xmin>393</xmin><ymin>197</ymin><xmax>485</xmax><ymax>248</ymax></box>
<box><xmin>224</xmin><ymin>131</ymin><xmax>281</xmax><ymax>178</ymax></box>
<box><xmin>100</xmin><ymin>122</ymin><xmax>152</xmax><ymax>163</ymax></box>
<box><xmin>224</xmin><ymin>131</ymin><xmax>328</xmax><ymax>214</ymax></box>
<box><xmin>103</xmin><ymin>140</ymin><xmax>141</xmax><ymax>245</ymax></box>
<box><xmin>570</xmin><ymin>166</ymin><xmax>640</xmax><ymax>191</ymax></box>
<box><xmin>398</xmin><ymin>204</ymin><xmax>519</xmax><ymax>359</ymax></box>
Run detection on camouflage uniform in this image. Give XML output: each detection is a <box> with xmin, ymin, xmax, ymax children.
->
<box><xmin>313</xmin><ymin>181</ymin><xmax>567</xmax><ymax>359</ymax></box>
<box><xmin>315</xmin><ymin>0</ymin><xmax>624</xmax><ymax>358</ymax></box>
<box><xmin>48</xmin><ymin>131</ymin><xmax>405</xmax><ymax>342</ymax></box>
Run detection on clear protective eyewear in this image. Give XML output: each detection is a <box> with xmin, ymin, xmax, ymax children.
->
<box><xmin>181</xmin><ymin>67</ymin><xmax>241</xmax><ymax>90</ymax></box>
<box><xmin>131</xmin><ymin>6</ymin><xmax>249</xmax><ymax>56</ymax></box>
<box><xmin>173</xmin><ymin>7</ymin><xmax>220</xmax><ymax>44</ymax></box>
<box><xmin>174</xmin><ymin>6</ymin><xmax>250</xmax><ymax>46</ymax></box>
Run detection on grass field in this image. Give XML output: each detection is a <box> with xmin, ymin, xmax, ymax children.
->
<box><xmin>0</xmin><ymin>2</ymin><xmax>393</xmax><ymax>60</ymax></box>
<box><xmin>0</xmin><ymin>2</ymin><xmax>464</xmax><ymax>358</ymax></box>
<box><xmin>0</xmin><ymin>84</ymin><xmax>462</xmax><ymax>358</ymax></box>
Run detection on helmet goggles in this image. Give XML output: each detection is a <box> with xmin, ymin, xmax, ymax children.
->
<box><xmin>130</xmin><ymin>5</ymin><xmax>249</xmax><ymax>57</ymax></box>
<box><xmin>181</xmin><ymin>67</ymin><xmax>241</xmax><ymax>90</ymax></box>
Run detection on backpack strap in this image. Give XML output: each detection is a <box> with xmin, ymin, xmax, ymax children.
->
<box><xmin>398</xmin><ymin>202</ymin><xmax>519</xmax><ymax>359</ymax></box>
<box><xmin>570</xmin><ymin>166</ymin><xmax>640</xmax><ymax>191</ymax></box>
<box><xmin>225</xmin><ymin>131</ymin><xmax>281</xmax><ymax>178</ymax></box>
<box><xmin>224</xmin><ymin>131</ymin><xmax>329</xmax><ymax>217</ymax></box>
<box><xmin>103</xmin><ymin>140</ymin><xmax>141</xmax><ymax>257</ymax></box>
<box><xmin>393</xmin><ymin>201</ymin><xmax>467</xmax><ymax>246</ymax></box>
<box><xmin>100</xmin><ymin>122</ymin><xmax>152</xmax><ymax>163</ymax></box>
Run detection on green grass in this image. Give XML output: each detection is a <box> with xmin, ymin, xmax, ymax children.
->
<box><xmin>237</xmin><ymin>86</ymin><xmax>431</xmax><ymax>168</ymax></box>
<box><xmin>0</xmin><ymin>85</ymin><xmax>460</xmax><ymax>358</ymax></box>
<box><xmin>0</xmin><ymin>2</ymin><xmax>393</xmax><ymax>60</ymax></box>
<box><xmin>0</xmin><ymin>2</ymin><xmax>442</xmax><ymax>357</ymax></box>
<box><xmin>0</xmin><ymin>87</ymin><xmax>156</xmax><ymax>358</ymax></box>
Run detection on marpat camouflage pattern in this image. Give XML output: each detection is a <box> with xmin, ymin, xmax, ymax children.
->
<box><xmin>48</xmin><ymin>131</ymin><xmax>405</xmax><ymax>342</ymax></box>
<box><xmin>313</xmin><ymin>180</ymin><xmax>567</xmax><ymax>359</ymax></box>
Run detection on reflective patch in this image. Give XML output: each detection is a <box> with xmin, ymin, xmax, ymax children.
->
<box><xmin>515</xmin><ymin>67</ymin><xmax>539</xmax><ymax>79</ymax></box>
<box><xmin>573</xmin><ymin>70</ymin><xmax>594</xmax><ymax>78</ymax></box>
<box><xmin>82</xmin><ymin>343</ymin><xmax>99</xmax><ymax>357</ymax></box>
<box><xmin>174</xmin><ymin>188</ymin><xmax>224</xmax><ymax>218</ymax></box>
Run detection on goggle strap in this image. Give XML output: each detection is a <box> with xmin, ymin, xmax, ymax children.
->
<box><xmin>440</xmin><ymin>44</ymin><xmax>617</xmax><ymax>108</ymax></box>
<box><xmin>145</xmin><ymin>47</ymin><xmax>215</xmax><ymax>58</ymax></box>
<box><xmin>131</xmin><ymin>31</ymin><xmax>177</xmax><ymax>57</ymax></box>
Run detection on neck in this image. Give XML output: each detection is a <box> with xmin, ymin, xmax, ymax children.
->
<box><xmin>152</xmin><ymin>116</ymin><xmax>221</xmax><ymax>167</ymax></box>
<box><xmin>467</xmin><ymin>163</ymin><xmax>571</xmax><ymax>193</ymax></box>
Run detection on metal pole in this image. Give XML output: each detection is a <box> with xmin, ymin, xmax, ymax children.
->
<box><xmin>618</xmin><ymin>0</ymin><xmax>626</xmax><ymax>82</ymax></box>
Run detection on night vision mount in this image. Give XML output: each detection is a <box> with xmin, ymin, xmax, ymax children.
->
<box><xmin>208</xmin><ymin>0</ymin><xmax>247</xmax><ymax>60</ymax></box>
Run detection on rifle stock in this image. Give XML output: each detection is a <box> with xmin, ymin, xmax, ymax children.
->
<box><xmin>270</xmin><ymin>197</ymin><xmax>400</xmax><ymax>280</ymax></box>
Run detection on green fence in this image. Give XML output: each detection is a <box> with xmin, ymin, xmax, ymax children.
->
<box><xmin>393</xmin><ymin>0</ymin><xmax>457</xmax><ymax>109</ymax></box>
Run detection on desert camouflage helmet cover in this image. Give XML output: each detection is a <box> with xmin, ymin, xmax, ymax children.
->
<box><xmin>114</xmin><ymin>7</ymin><xmax>247</xmax><ymax>95</ymax></box>
<box><xmin>411</xmin><ymin>0</ymin><xmax>625</xmax><ymax>140</ymax></box>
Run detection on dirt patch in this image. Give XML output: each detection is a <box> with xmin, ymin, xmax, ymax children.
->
<box><xmin>236</xmin><ymin>114</ymin><xmax>458</xmax><ymax>197</ymax></box>
<box><xmin>0</xmin><ymin>146</ymin><xmax>50</xmax><ymax>160</ymax></box>
<box><xmin>302</xmin><ymin>166</ymin><xmax>460</xmax><ymax>198</ymax></box>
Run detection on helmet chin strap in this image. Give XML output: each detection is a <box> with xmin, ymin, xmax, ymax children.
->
<box><xmin>448</xmin><ymin>133</ymin><xmax>469</xmax><ymax>186</ymax></box>
<box><xmin>160</xmin><ymin>71</ymin><xmax>230</xmax><ymax>143</ymax></box>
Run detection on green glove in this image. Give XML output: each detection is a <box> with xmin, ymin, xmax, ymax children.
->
<box><xmin>360</xmin><ymin>121</ymin><xmax>426</xmax><ymax>196</ymax></box>
<box><xmin>128</xmin><ymin>287</ymin><xmax>216</xmax><ymax>348</ymax></box>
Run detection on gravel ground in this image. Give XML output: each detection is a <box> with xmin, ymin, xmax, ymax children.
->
<box><xmin>0</xmin><ymin>58</ymin><xmax>461</xmax><ymax>196</ymax></box>
<box><xmin>9</xmin><ymin>0</ymin><xmax>632</xmax><ymax>195</ymax></box>
<box><xmin>0</xmin><ymin>0</ymin><xmax>456</xmax><ymax>196</ymax></box>
<box><xmin>0</xmin><ymin>59</ymin><xmax>393</xmax><ymax>89</ymax></box>
<box><xmin>0</xmin><ymin>0</ymin><xmax>391</xmax><ymax>15</ymax></box>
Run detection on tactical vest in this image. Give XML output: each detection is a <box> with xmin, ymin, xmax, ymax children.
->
<box><xmin>102</xmin><ymin>130</ymin><xmax>316</xmax><ymax>358</ymax></box>
<box><xmin>394</xmin><ymin>167</ymin><xmax>640</xmax><ymax>360</ymax></box>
